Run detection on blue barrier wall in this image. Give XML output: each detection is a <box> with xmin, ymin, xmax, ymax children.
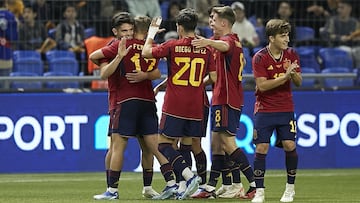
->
<box><xmin>0</xmin><ymin>91</ymin><xmax>359</xmax><ymax>173</ymax></box>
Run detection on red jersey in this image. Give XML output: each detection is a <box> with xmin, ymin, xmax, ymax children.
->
<box><xmin>152</xmin><ymin>37</ymin><xmax>215</xmax><ymax>120</ymax></box>
<box><xmin>102</xmin><ymin>38</ymin><xmax>159</xmax><ymax>104</ymax></box>
<box><xmin>252</xmin><ymin>47</ymin><xmax>301</xmax><ymax>113</ymax></box>
<box><xmin>98</xmin><ymin>39</ymin><xmax>120</xmax><ymax>111</ymax></box>
<box><xmin>211</xmin><ymin>33</ymin><xmax>245</xmax><ymax>110</ymax></box>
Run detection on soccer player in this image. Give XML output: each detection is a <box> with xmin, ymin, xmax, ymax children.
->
<box><xmin>153</xmin><ymin>69</ymin><xmax>214</xmax><ymax>196</ymax></box>
<box><xmin>91</xmin><ymin>13</ymin><xmax>164</xmax><ymax>200</ymax></box>
<box><xmin>250</xmin><ymin>19</ymin><xmax>302</xmax><ymax>203</ymax></box>
<box><xmin>204</xmin><ymin>5</ymin><xmax>248</xmax><ymax>199</ymax></box>
<box><xmin>142</xmin><ymin>8</ymin><xmax>216</xmax><ymax>200</ymax></box>
<box><xmin>190</xmin><ymin>6</ymin><xmax>256</xmax><ymax>199</ymax></box>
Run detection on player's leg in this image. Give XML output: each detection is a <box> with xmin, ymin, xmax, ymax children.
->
<box><xmin>251</xmin><ymin>112</ymin><xmax>274</xmax><ymax>203</ymax></box>
<box><xmin>157</xmin><ymin>114</ymin><xmax>201</xmax><ymax>200</ymax></box>
<box><xmin>94</xmin><ymin>109</ymin><xmax>119</xmax><ymax>200</ymax></box>
<box><xmin>138</xmin><ymin>102</ymin><xmax>176</xmax><ymax>200</ymax></box>
<box><xmin>191</xmin><ymin>137</ymin><xmax>207</xmax><ymax>188</ymax></box>
<box><xmin>215</xmin><ymin>153</ymin><xmax>233</xmax><ymax>198</ymax></box>
<box><xmin>277</xmin><ymin>112</ymin><xmax>298</xmax><ymax>202</ymax></box>
<box><xmin>215</xmin><ymin>105</ymin><xmax>256</xmax><ymax>199</ymax></box>
<box><xmin>137</xmin><ymin>136</ymin><xmax>159</xmax><ymax>198</ymax></box>
<box><xmin>217</xmin><ymin>155</ymin><xmax>245</xmax><ymax>198</ymax></box>
<box><xmin>192</xmin><ymin>105</ymin><xmax>227</xmax><ymax>199</ymax></box>
<box><xmin>192</xmin><ymin>105</ymin><xmax>209</xmax><ymax>194</ymax></box>
<box><xmin>94</xmin><ymin>133</ymin><xmax>128</xmax><ymax>200</ymax></box>
<box><xmin>191</xmin><ymin>131</ymin><xmax>222</xmax><ymax>199</ymax></box>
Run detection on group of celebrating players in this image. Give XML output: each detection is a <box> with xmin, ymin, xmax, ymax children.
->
<box><xmin>90</xmin><ymin>3</ymin><xmax>302</xmax><ymax>203</ymax></box>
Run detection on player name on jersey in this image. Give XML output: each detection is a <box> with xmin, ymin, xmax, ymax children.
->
<box><xmin>175</xmin><ymin>46</ymin><xmax>207</xmax><ymax>54</ymax></box>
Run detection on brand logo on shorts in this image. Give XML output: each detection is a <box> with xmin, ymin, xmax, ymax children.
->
<box><xmin>253</xmin><ymin>129</ymin><xmax>258</xmax><ymax>140</ymax></box>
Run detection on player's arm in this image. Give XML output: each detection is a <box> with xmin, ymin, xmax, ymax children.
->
<box><xmin>125</xmin><ymin>68</ymin><xmax>161</xmax><ymax>83</ymax></box>
<box><xmin>255</xmin><ymin>61</ymin><xmax>299</xmax><ymax>92</ymax></box>
<box><xmin>203</xmin><ymin>71</ymin><xmax>217</xmax><ymax>86</ymax></box>
<box><xmin>100</xmin><ymin>38</ymin><xmax>131</xmax><ymax>79</ymax></box>
<box><xmin>290</xmin><ymin>70</ymin><xmax>302</xmax><ymax>87</ymax></box>
<box><xmin>89</xmin><ymin>49</ymin><xmax>105</xmax><ymax>66</ymax></box>
<box><xmin>142</xmin><ymin>17</ymin><xmax>162</xmax><ymax>58</ymax></box>
<box><xmin>153</xmin><ymin>77</ymin><xmax>168</xmax><ymax>96</ymax></box>
<box><xmin>191</xmin><ymin>38</ymin><xmax>230</xmax><ymax>52</ymax></box>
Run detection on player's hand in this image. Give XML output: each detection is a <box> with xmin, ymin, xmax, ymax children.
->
<box><xmin>286</xmin><ymin>60</ymin><xmax>299</xmax><ymax>78</ymax></box>
<box><xmin>117</xmin><ymin>38</ymin><xmax>132</xmax><ymax>58</ymax></box>
<box><xmin>147</xmin><ymin>17</ymin><xmax>162</xmax><ymax>40</ymax></box>
<box><xmin>191</xmin><ymin>38</ymin><xmax>210</xmax><ymax>48</ymax></box>
<box><xmin>125</xmin><ymin>69</ymin><xmax>147</xmax><ymax>83</ymax></box>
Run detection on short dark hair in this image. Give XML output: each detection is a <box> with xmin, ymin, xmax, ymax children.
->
<box><xmin>265</xmin><ymin>19</ymin><xmax>291</xmax><ymax>37</ymax></box>
<box><xmin>176</xmin><ymin>8</ymin><xmax>198</xmax><ymax>32</ymax></box>
<box><xmin>212</xmin><ymin>6</ymin><xmax>235</xmax><ymax>26</ymax></box>
<box><xmin>112</xmin><ymin>12</ymin><xmax>134</xmax><ymax>28</ymax></box>
<box><xmin>207</xmin><ymin>4</ymin><xmax>225</xmax><ymax>15</ymax></box>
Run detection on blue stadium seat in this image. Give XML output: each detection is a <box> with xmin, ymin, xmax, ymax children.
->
<box><xmin>47</xmin><ymin>58</ymin><xmax>79</xmax><ymax>75</ymax></box>
<box><xmin>321</xmin><ymin>68</ymin><xmax>354</xmax><ymax>88</ymax></box>
<box><xmin>160</xmin><ymin>1</ymin><xmax>170</xmax><ymax>20</ymax></box>
<box><xmin>152</xmin><ymin>78</ymin><xmax>165</xmax><ymax>89</ymax></box>
<box><xmin>243</xmin><ymin>47</ymin><xmax>253</xmax><ymax>73</ymax></box>
<box><xmin>319</xmin><ymin>48</ymin><xmax>354</xmax><ymax>70</ymax></box>
<box><xmin>157</xmin><ymin>59</ymin><xmax>168</xmax><ymax>75</ymax></box>
<box><xmin>198</xmin><ymin>26</ymin><xmax>213</xmax><ymax>38</ymax></box>
<box><xmin>13</xmin><ymin>50</ymin><xmax>44</xmax><ymax>75</ymax></box>
<box><xmin>296</xmin><ymin>46</ymin><xmax>321</xmax><ymax>72</ymax></box>
<box><xmin>48</xmin><ymin>28</ymin><xmax>56</xmax><ymax>39</ymax></box>
<box><xmin>84</xmin><ymin>27</ymin><xmax>95</xmax><ymax>39</ymax></box>
<box><xmin>43</xmin><ymin>71</ymin><xmax>79</xmax><ymax>89</ymax></box>
<box><xmin>45</xmin><ymin>50</ymin><xmax>76</xmax><ymax>61</ymax></box>
<box><xmin>45</xmin><ymin>50</ymin><xmax>79</xmax><ymax>75</ymax></box>
<box><xmin>10</xmin><ymin>72</ymin><xmax>42</xmax><ymax>89</ymax></box>
<box><xmin>252</xmin><ymin>46</ymin><xmax>263</xmax><ymax>55</ymax></box>
<box><xmin>295</xmin><ymin>26</ymin><xmax>315</xmax><ymax>42</ymax></box>
<box><xmin>255</xmin><ymin>26</ymin><xmax>266</xmax><ymax>47</ymax></box>
<box><xmin>13</xmin><ymin>50</ymin><xmax>41</xmax><ymax>60</ymax></box>
<box><xmin>300</xmin><ymin>67</ymin><xmax>317</xmax><ymax>87</ymax></box>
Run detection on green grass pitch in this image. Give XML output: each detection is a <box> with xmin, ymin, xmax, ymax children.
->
<box><xmin>0</xmin><ymin>169</ymin><xmax>359</xmax><ymax>203</ymax></box>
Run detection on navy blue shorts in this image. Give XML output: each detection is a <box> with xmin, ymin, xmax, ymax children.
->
<box><xmin>211</xmin><ymin>105</ymin><xmax>242</xmax><ymax>135</ymax></box>
<box><xmin>159</xmin><ymin>113</ymin><xmax>203</xmax><ymax>138</ymax></box>
<box><xmin>109</xmin><ymin>100</ymin><xmax>159</xmax><ymax>136</ymax></box>
<box><xmin>253</xmin><ymin>112</ymin><xmax>297</xmax><ymax>144</ymax></box>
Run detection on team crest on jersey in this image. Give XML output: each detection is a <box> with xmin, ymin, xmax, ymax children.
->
<box><xmin>253</xmin><ymin>129</ymin><xmax>258</xmax><ymax>140</ymax></box>
<box><xmin>267</xmin><ymin>65</ymin><xmax>273</xmax><ymax>70</ymax></box>
<box><xmin>235</xmin><ymin>40</ymin><xmax>242</xmax><ymax>48</ymax></box>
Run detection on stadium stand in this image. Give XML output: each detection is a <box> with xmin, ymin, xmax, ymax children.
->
<box><xmin>43</xmin><ymin>71</ymin><xmax>80</xmax><ymax>89</ymax></box>
<box><xmin>13</xmin><ymin>50</ymin><xmax>44</xmax><ymax>75</ymax></box>
<box><xmin>3</xmin><ymin>0</ymin><xmax>359</xmax><ymax>91</ymax></box>
<box><xmin>45</xmin><ymin>50</ymin><xmax>79</xmax><ymax>75</ymax></box>
<box><xmin>9</xmin><ymin>72</ymin><xmax>42</xmax><ymax>89</ymax></box>
<box><xmin>322</xmin><ymin>68</ymin><xmax>354</xmax><ymax>88</ymax></box>
<box><xmin>319</xmin><ymin>48</ymin><xmax>354</xmax><ymax>71</ymax></box>
<box><xmin>296</xmin><ymin>46</ymin><xmax>321</xmax><ymax>72</ymax></box>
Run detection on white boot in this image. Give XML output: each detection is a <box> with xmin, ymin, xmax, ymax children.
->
<box><xmin>251</xmin><ymin>188</ymin><xmax>265</xmax><ymax>203</ymax></box>
<box><xmin>280</xmin><ymin>183</ymin><xmax>295</xmax><ymax>202</ymax></box>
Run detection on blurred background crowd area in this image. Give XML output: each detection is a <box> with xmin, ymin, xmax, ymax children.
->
<box><xmin>1</xmin><ymin>0</ymin><xmax>360</xmax><ymax>90</ymax></box>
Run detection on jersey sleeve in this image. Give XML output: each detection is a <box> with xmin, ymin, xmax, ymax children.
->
<box><xmin>151</xmin><ymin>40</ymin><xmax>172</xmax><ymax>59</ymax></box>
<box><xmin>207</xmin><ymin>49</ymin><xmax>216</xmax><ymax>72</ymax></box>
<box><xmin>101</xmin><ymin>40</ymin><xmax>119</xmax><ymax>60</ymax></box>
<box><xmin>252</xmin><ymin>53</ymin><xmax>267</xmax><ymax>78</ymax></box>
